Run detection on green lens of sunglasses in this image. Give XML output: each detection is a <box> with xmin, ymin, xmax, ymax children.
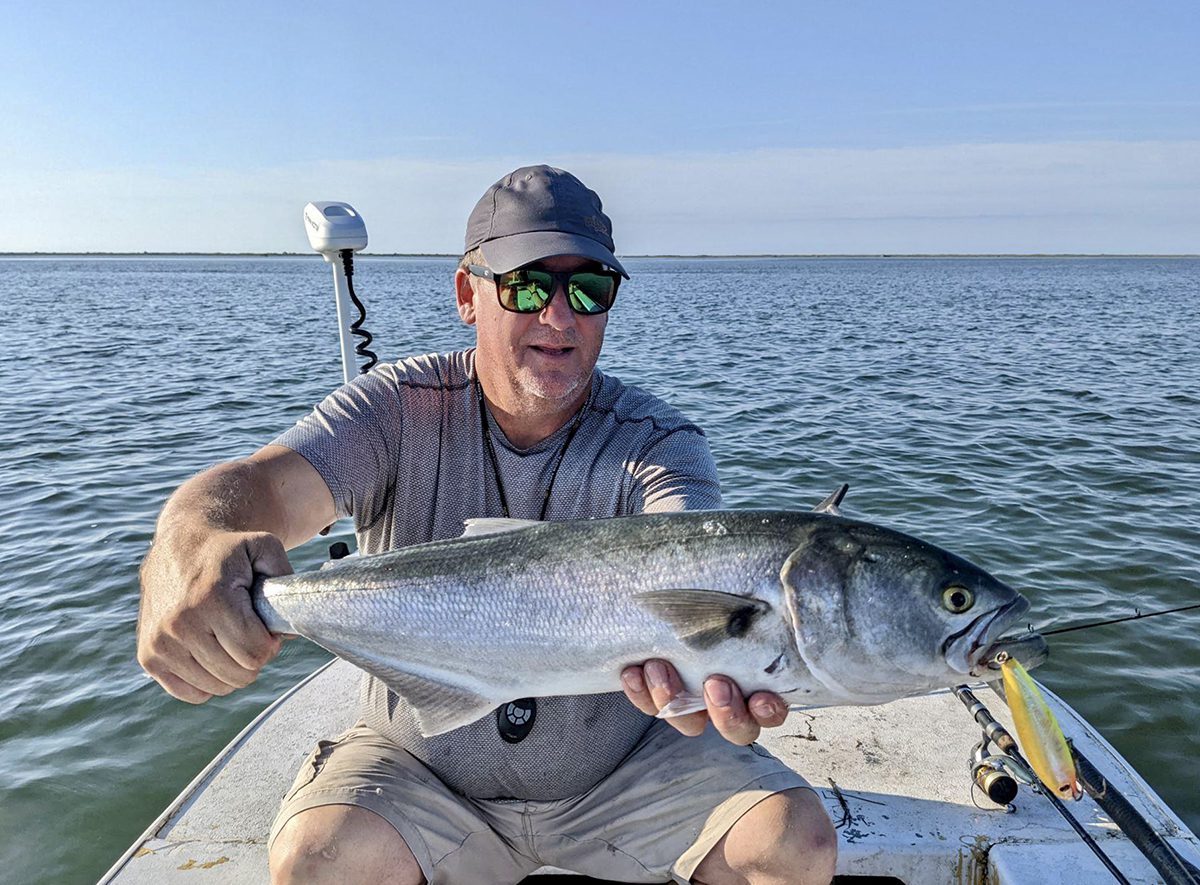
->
<box><xmin>507</xmin><ymin>275</ymin><xmax>548</xmax><ymax>311</ymax></box>
<box><xmin>498</xmin><ymin>270</ymin><xmax>616</xmax><ymax>314</ymax></box>
<box><xmin>566</xmin><ymin>273</ymin><xmax>616</xmax><ymax>314</ymax></box>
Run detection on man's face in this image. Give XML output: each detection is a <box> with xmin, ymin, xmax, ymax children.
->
<box><xmin>458</xmin><ymin>254</ymin><xmax>609</xmax><ymax>414</ymax></box>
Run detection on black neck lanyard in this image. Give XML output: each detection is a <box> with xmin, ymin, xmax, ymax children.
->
<box><xmin>476</xmin><ymin>378</ymin><xmax>589</xmax><ymax>521</ymax></box>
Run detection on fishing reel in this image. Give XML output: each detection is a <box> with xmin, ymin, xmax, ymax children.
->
<box><xmin>970</xmin><ymin>732</ymin><xmax>1034</xmax><ymax>809</ymax></box>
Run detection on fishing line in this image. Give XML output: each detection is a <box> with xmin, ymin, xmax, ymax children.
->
<box><xmin>1039</xmin><ymin>601</ymin><xmax>1200</xmax><ymax>638</ymax></box>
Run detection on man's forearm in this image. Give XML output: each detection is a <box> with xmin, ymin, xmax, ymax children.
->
<box><xmin>154</xmin><ymin>459</ymin><xmax>298</xmax><ymax>549</ymax></box>
<box><xmin>152</xmin><ymin>445</ymin><xmax>336</xmax><ymax>559</ymax></box>
<box><xmin>138</xmin><ymin>455</ymin><xmax>307</xmax><ymax>703</ymax></box>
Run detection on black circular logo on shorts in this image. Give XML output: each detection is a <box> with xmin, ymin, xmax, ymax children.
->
<box><xmin>497</xmin><ymin>698</ymin><xmax>537</xmax><ymax>743</ymax></box>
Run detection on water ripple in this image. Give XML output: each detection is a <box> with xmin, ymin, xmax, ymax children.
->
<box><xmin>1</xmin><ymin>256</ymin><xmax>1198</xmax><ymax>882</ymax></box>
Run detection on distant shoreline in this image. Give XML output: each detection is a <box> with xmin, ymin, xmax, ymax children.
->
<box><xmin>2</xmin><ymin>252</ymin><xmax>1197</xmax><ymax>259</ymax></box>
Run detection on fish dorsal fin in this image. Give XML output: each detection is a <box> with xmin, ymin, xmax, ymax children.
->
<box><xmin>633</xmin><ymin>589</ymin><xmax>772</xmax><ymax>651</ymax></box>
<box><xmin>812</xmin><ymin>483</ymin><xmax>849</xmax><ymax>516</ymax></box>
<box><xmin>461</xmin><ymin>517</ymin><xmax>542</xmax><ymax>538</ymax></box>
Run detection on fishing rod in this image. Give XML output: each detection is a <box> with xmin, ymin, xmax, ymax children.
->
<box><xmin>955</xmin><ymin>685</ymin><xmax>1200</xmax><ymax>885</ymax></box>
<box><xmin>954</xmin><ymin>685</ymin><xmax>1132</xmax><ymax>884</ymax></box>
<box><xmin>1040</xmin><ymin>601</ymin><xmax>1200</xmax><ymax>638</ymax></box>
<box><xmin>1071</xmin><ymin>746</ymin><xmax>1200</xmax><ymax>885</ymax></box>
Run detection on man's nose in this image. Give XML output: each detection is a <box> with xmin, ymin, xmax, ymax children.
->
<box><xmin>539</xmin><ymin>283</ymin><xmax>577</xmax><ymax>330</ymax></box>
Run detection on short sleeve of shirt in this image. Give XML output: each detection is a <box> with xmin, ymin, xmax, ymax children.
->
<box><xmin>589</xmin><ymin>374</ymin><xmax>723</xmax><ymax>515</ymax></box>
<box><xmin>271</xmin><ymin>367</ymin><xmax>404</xmax><ymax>525</ymax></box>
<box><xmin>629</xmin><ymin>429</ymin><xmax>723</xmax><ymax>514</ymax></box>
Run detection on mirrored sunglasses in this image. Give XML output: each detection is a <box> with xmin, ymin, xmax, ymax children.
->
<box><xmin>468</xmin><ymin>264</ymin><xmax>619</xmax><ymax>315</ymax></box>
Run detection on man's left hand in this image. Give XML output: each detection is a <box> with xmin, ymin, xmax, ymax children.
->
<box><xmin>620</xmin><ymin>660</ymin><xmax>788</xmax><ymax>745</ymax></box>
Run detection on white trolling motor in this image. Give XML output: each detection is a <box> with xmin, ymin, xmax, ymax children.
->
<box><xmin>302</xmin><ymin>200</ymin><xmax>375</xmax><ymax>562</ymax></box>
<box><xmin>302</xmin><ymin>201</ymin><xmax>377</xmax><ymax>384</ymax></box>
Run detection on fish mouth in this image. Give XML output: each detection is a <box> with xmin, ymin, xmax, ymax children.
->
<box><xmin>975</xmin><ymin>631</ymin><xmax>1049</xmax><ymax>676</ymax></box>
<box><xmin>943</xmin><ymin>596</ymin><xmax>1030</xmax><ymax>675</ymax></box>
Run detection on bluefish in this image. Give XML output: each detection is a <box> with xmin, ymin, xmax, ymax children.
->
<box><xmin>252</xmin><ymin>505</ymin><xmax>1047</xmax><ymax>736</ymax></box>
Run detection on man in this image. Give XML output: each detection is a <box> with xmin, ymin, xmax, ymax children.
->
<box><xmin>138</xmin><ymin>165</ymin><xmax>836</xmax><ymax>884</ymax></box>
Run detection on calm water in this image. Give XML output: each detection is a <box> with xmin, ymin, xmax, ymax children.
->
<box><xmin>1</xmin><ymin>256</ymin><xmax>1197</xmax><ymax>883</ymax></box>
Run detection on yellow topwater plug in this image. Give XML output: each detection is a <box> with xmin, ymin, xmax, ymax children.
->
<box><xmin>997</xmin><ymin>651</ymin><xmax>1083</xmax><ymax>801</ymax></box>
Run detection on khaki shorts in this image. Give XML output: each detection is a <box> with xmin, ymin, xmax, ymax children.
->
<box><xmin>269</xmin><ymin>719</ymin><xmax>813</xmax><ymax>884</ymax></box>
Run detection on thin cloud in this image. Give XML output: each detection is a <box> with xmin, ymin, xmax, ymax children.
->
<box><xmin>1</xmin><ymin>140</ymin><xmax>1196</xmax><ymax>254</ymax></box>
<box><xmin>880</xmin><ymin>100</ymin><xmax>1200</xmax><ymax>115</ymax></box>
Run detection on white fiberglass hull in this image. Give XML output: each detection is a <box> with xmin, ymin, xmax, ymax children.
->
<box><xmin>101</xmin><ymin>659</ymin><xmax>1200</xmax><ymax>884</ymax></box>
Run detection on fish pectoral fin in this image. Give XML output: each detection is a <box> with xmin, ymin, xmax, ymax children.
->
<box><xmin>461</xmin><ymin>517</ymin><xmax>543</xmax><ymax>537</ymax></box>
<box><xmin>656</xmin><ymin>691</ymin><xmax>707</xmax><ymax>720</ymax></box>
<box><xmin>811</xmin><ymin>483</ymin><xmax>849</xmax><ymax>515</ymax></box>
<box><xmin>633</xmin><ymin>589</ymin><xmax>773</xmax><ymax>651</ymax></box>
<box><xmin>378</xmin><ymin>670</ymin><xmax>499</xmax><ymax>737</ymax></box>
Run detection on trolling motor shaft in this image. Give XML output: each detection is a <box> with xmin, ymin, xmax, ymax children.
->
<box><xmin>302</xmin><ymin>201</ymin><xmax>377</xmax><ymax>383</ymax></box>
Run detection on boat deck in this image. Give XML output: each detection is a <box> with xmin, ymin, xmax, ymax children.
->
<box><xmin>102</xmin><ymin>660</ymin><xmax>1199</xmax><ymax>883</ymax></box>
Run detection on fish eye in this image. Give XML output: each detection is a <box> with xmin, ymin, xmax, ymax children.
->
<box><xmin>942</xmin><ymin>586</ymin><xmax>975</xmax><ymax>614</ymax></box>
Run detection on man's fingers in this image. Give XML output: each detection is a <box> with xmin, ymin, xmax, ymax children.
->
<box><xmin>141</xmin><ymin>636</ymin><xmax>237</xmax><ymax>700</ymax></box>
<box><xmin>214</xmin><ymin>622</ymin><xmax>281</xmax><ymax>675</ymax></box>
<box><xmin>621</xmin><ymin>661</ymin><xmax>708</xmax><ymax>735</ymax></box>
<box><xmin>747</xmin><ymin>691</ymin><xmax>789</xmax><ymax>729</ymax></box>
<box><xmin>646</xmin><ymin>660</ymin><xmax>708</xmax><ymax>736</ymax></box>
<box><xmin>213</xmin><ymin>590</ymin><xmax>284</xmax><ymax>673</ymax></box>
<box><xmin>197</xmin><ymin>532</ymin><xmax>288</xmax><ymax>675</ymax></box>
<box><xmin>152</xmin><ymin>609</ymin><xmax>258</xmax><ymax>694</ymax></box>
<box><xmin>151</xmin><ymin>668</ymin><xmax>216</xmax><ymax>705</ymax></box>
<box><xmin>245</xmin><ymin>532</ymin><xmax>294</xmax><ymax>579</ymax></box>
<box><xmin>620</xmin><ymin>665</ymin><xmax>660</xmax><ymax>717</ymax></box>
<box><xmin>620</xmin><ymin>663</ymin><xmax>787</xmax><ymax>743</ymax></box>
<box><xmin>704</xmin><ymin>677</ymin><xmax>761</xmax><ymax>746</ymax></box>
<box><xmin>189</xmin><ymin>626</ymin><xmax>263</xmax><ymax>690</ymax></box>
<box><xmin>143</xmin><ymin>600</ymin><xmax>270</xmax><ymax>694</ymax></box>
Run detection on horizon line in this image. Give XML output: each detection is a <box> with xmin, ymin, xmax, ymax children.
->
<box><xmin>2</xmin><ymin>252</ymin><xmax>1198</xmax><ymax>259</ymax></box>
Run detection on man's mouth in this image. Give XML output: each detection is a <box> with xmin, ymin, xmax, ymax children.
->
<box><xmin>529</xmin><ymin>344</ymin><xmax>574</xmax><ymax>357</ymax></box>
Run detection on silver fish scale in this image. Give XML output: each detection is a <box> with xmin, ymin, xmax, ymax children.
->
<box><xmin>257</xmin><ymin>512</ymin><xmax>809</xmax><ymax>708</ymax></box>
<box><xmin>252</xmin><ymin>509</ymin><xmax>1039</xmax><ymax>733</ymax></box>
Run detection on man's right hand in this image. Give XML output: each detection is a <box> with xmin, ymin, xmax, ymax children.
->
<box><xmin>137</xmin><ymin>529</ymin><xmax>293</xmax><ymax>703</ymax></box>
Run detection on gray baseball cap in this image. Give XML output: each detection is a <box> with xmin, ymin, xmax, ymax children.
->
<box><xmin>464</xmin><ymin>165</ymin><xmax>629</xmax><ymax>278</ymax></box>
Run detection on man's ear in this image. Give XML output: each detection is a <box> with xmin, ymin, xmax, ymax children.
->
<box><xmin>454</xmin><ymin>267</ymin><xmax>478</xmax><ymax>325</ymax></box>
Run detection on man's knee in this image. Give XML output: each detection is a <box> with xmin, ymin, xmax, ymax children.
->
<box><xmin>269</xmin><ymin>804</ymin><xmax>425</xmax><ymax>885</ymax></box>
<box><xmin>698</xmin><ymin>787</ymin><xmax>837</xmax><ymax>885</ymax></box>
<box><xmin>770</xmin><ymin>788</ymin><xmax>837</xmax><ymax>880</ymax></box>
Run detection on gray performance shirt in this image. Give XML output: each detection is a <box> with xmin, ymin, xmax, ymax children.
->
<box><xmin>273</xmin><ymin>350</ymin><xmax>722</xmax><ymax>799</ymax></box>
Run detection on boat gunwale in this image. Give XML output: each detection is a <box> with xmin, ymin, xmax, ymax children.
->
<box><xmin>96</xmin><ymin>659</ymin><xmax>339</xmax><ymax>885</ymax></box>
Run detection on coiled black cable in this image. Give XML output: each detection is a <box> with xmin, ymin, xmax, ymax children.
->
<box><xmin>339</xmin><ymin>248</ymin><xmax>379</xmax><ymax>374</ymax></box>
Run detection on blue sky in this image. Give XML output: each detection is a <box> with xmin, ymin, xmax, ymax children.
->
<box><xmin>2</xmin><ymin>1</ymin><xmax>1198</xmax><ymax>253</ymax></box>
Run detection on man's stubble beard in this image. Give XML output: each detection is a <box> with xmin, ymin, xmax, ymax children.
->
<box><xmin>513</xmin><ymin>364</ymin><xmax>591</xmax><ymax>415</ymax></box>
